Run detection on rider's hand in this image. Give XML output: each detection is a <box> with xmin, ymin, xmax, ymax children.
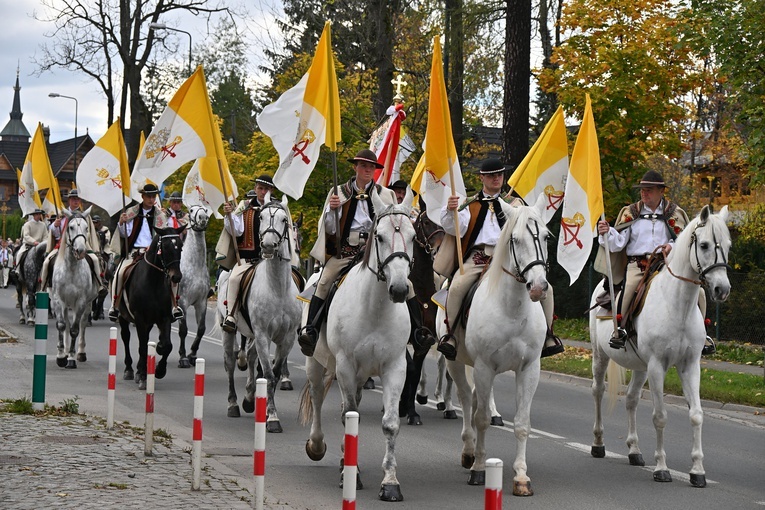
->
<box><xmin>53</xmin><ymin>218</ymin><xmax>61</xmax><ymax>228</ymax></box>
<box><xmin>223</xmin><ymin>202</ymin><xmax>233</xmax><ymax>214</ymax></box>
<box><xmin>328</xmin><ymin>195</ymin><xmax>340</xmax><ymax>210</ymax></box>
<box><xmin>119</xmin><ymin>213</ymin><xmax>128</xmax><ymax>225</ymax></box>
<box><xmin>446</xmin><ymin>195</ymin><xmax>460</xmax><ymax>211</ymax></box>
<box><xmin>597</xmin><ymin>220</ymin><xmax>610</xmax><ymax>235</ymax></box>
<box><xmin>661</xmin><ymin>243</ymin><xmax>672</xmax><ymax>257</ymax></box>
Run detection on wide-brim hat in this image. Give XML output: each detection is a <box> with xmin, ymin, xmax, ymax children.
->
<box><xmin>253</xmin><ymin>174</ymin><xmax>274</xmax><ymax>188</ymax></box>
<box><xmin>92</xmin><ymin>215</ymin><xmax>102</xmax><ymax>222</ymax></box>
<box><xmin>348</xmin><ymin>149</ymin><xmax>384</xmax><ymax>169</ymax></box>
<box><xmin>66</xmin><ymin>189</ymin><xmax>80</xmax><ymax>199</ymax></box>
<box><xmin>387</xmin><ymin>179</ymin><xmax>408</xmax><ymax>191</ymax></box>
<box><xmin>166</xmin><ymin>191</ymin><xmax>183</xmax><ymax>201</ymax></box>
<box><xmin>27</xmin><ymin>208</ymin><xmax>45</xmax><ymax>216</ymax></box>
<box><xmin>140</xmin><ymin>183</ymin><xmax>160</xmax><ymax>195</ymax></box>
<box><xmin>476</xmin><ymin>158</ymin><xmax>506</xmax><ymax>175</ymax></box>
<box><xmin>245</xmin><ymin>189</ymin><xmax>256</xmax><ymax>198</ymax></box>
<box><xmin>633</xmin><ymin>170</ymin><xmax>667</xmax><ymax>189</ymax></box>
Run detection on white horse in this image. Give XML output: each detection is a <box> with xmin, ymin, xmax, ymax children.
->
<box><xmin>298</xmin><ymin>189</ymin><xmax>415</xmax><ymax>502</ymax></box>
<box><xmin>177</xmin><ymin>205</ymin><xmax>211</xmax><ymax>368</ymax></box>
<box><xmin>590</xmin><ymin>204</ymin><xmax>731</xmax><ymax>488</ymax></box>
<box><xmin>437</xmin><ymin>196</ymin><xmax>550</xmax><ymax>496</ymax></box>
<box><xmin>218</xmin><ymin>196</ymin><xmax>301</xmax><ymax>432</ymax></box>
<box><xmin>51</xmin><ymin>209</ymin><xmax>100</xmax><ymax>369</ymax></box>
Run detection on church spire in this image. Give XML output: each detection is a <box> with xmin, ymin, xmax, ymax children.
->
<box><xmin>0</xmin><ymin>66</ymin><xmax>32</xmax><ymax>142</ymax></box>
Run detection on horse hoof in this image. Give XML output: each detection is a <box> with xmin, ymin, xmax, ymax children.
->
<box><xmin>19</xmin><ymin>317</ymin><xmax>25</xmax><ymax>324</ymax></box>
<box><xmin>444</xmin><ymin>410</ymin><xmax>458</xmax><ymax>420</ymax></box>
<box><xmin>628</xmin><ymin>453</ymin><xmax>645</xmax><ymax>466</ymax></box>
<box><xmin>591</xmin><ymin>445</ymin><xmax>606</xmax><ymax>458</ymax></box>
<box><xmin>77</xmin><ymin>353</ymin><xmax>86</xmax><ymax>362</ymax></box>
<box><xmin>27</xmin><ymin>320</ymin><xmax>35</xmax><ymax>326</ymax></box>
<box><xmin>653</xmin><ymin>470</ymin><xmax>672</xmax><ymax>483</ymax></box>
<box><xmin>280</xmin><ymin>380</ymin><xmax>293</xmax><ymax>391</ymax></box>
<box><xmin>227</xmin><ymin>406</ymin><xmax>241</xmax><ymax>418</ymax></box>
<box><xmin>491</xmin><ymin>416</ymin><xmax>504</xmax><ymax>427</ymax></box>
<box><xmin>56</xmin><ymin>357</ymin><xmax>68</xmax><ymax>368</ymax></box>
<box><xmin>363</xmin><ymin>377</ymin><xmax>375</xmax><ymax>390</ymax></box>
<box><xmin>236</xmin><ymin>352</ymin><xmax>247</xmax><ymax>371</ymax></box>
<box><xmin>467</xmin><ymin>470</ymin><xmax>485</xmax><ymax>486</ymax></box>
<box><xmin>138</xmin><ymin>379</ymin><xmax>147</xmax><ymax>391</ymax></box>
<box><xmin>436</xmin><ymin>402</ymin><xmax>446</xmax><ymax>411</ymax></box>
<box><xmin>188</xmin><ymin>355</ymin><xmax>197</xmax><ymax>366</ymax></box>
<box><xmin>178</xmin><ymin>358</ymin><xmax>191</xmax><ymax>369</ymax></box>
<box><xmin>689</xmin><ymin>473</ymin><xmax>706</xmax><ymax>488</ymax></box>
<box><xmin>407</xmin><ymin>415</ymin><xmax>422</xmax><ymax>426</ymax></box>
<box><xmin>124</xmin><ymin>368</ymin><xmax>134</xmax><ymax>381</ymax></box>
<box><xmin>416</xmin><ymin>394</ymin><xmax>428</xmax><ymax>405</ymax></box>
<box><xmin>461</xmin><ymin>453</ymin><xmax>474</xmax><ymax>469</ymax></box>
<box><xmin>378</xmin><ymin>483</ymin><xmax>403</xmax><ymax>502</ymax></box>
<box><xmin>266</xmin><ymin>421</ymin><xmax>283</xmax><ymax>433</ymax></box>
<box><xmin>513</xmin><ymin>480</ymin><xmax>534</xmax><ymax>497</ymax></box>
<box><xmin>241</xmin><ymin>398</ymin><xmax>254</xmax><ymax>414</ymax></box>
<box><xmin>306</xmin><ymin>439</ymin><xmax>326</xmax><ymax>461</ymax></box>
<box><xmin>66</xmin><ymin>359</ymin><xmax>77</xmax><ymax>369</ymax></box>
<box><xmin>155</xmin><ymin>361</ymin><xmax>167</xmax><ymax>380</ymax></box>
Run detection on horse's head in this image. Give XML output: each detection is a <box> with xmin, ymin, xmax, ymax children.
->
<box><xmin>188</xmin><ymin>205</ymin><xmax>210</xmax><ymax>231</ymax></box>
<box><xmin>676</xmin><ymin>205</ymin><xmax>732</xmax><ymax>302</ymax></box>
<box><xmin>414</xmin><ymin>208</ymin><xmax>445</xmax><ymax>256</ymax></box>
<box><xmin>62</xmin><ymin>207</ymin><xmax>92</xmax><ymax>260</ymax></box>
<box><xmin>366</xmin><ymin>188</ymin><xmax>416</xmax><ymax>303</ymax></box>
<box><xmin>259</xmin><ymin>197</ymin><xmax>291</xmax><ymax>261</ymax></box>
<box><xmin>153</xmin><ymin>227</ymin><xmax>184</xmax><ymax>283</ymax></box>
<box><xmin>488</xmin><ymin>195</ymin><xmax>551</xmax><ymax>302</ymax></box>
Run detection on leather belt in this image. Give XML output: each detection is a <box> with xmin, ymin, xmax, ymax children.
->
<box><xmin>627</xmin><ymin>254</ymin><xmax>649</xmax><ymax>263</ymax></box>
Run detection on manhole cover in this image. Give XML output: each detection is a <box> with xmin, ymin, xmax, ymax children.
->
<box><xmin>38</xmin><ymin>435</ymin><xmax>114</xmax><ymax>445</ymax></box>
<box><xmin>0</xmin><ymin>455</ymin><xmax>36</xmax><ymax>465</ymax></box>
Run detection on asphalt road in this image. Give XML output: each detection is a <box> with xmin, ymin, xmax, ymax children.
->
<box><xmin>1</xmin><ymin>288</ymin><xmax>763</xmax><ymax>509</ymax></box>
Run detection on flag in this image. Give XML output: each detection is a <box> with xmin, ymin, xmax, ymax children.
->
<box><xmin>508</xmin><ymin>105</ymin><xmax>569</xmax><ymax>223</ymax></box>
<box><xmin>414</xmin><ymin>35</ymin><xmax>465</xmax><ymax>225</ymax></box>
<box><xmin>75</xmin><ymin>118</ymin><xmax>131</xmax><ymax>215</ymax></box>
<box><xmin>16</xmin><ymin>167</ymin><xmax>40</xmax><ymax>216</ymax></box>
<box><xmin>22</xmin><ymin>123</ymin><xmax>62</xmax><ymax>214</ymax></box>
<box><xmin>257</xmin><ymin>21</ymin><xmax>341</xmax><ymax>200</ymax></box>
<box><xmin>370</xmin><ymin>104</ymin><xmax>413</xmax><ymax>187</ymax></box>
<box><xmin>131</xmin><ymin>66</ymin><xmax>220</xmax><ymax>198</ymax></box>
<box><xmin>557</xmin><ymin>94</ymin><xmax>604</xmax><ymax>284</ymax></box>
<box><xmin>41</xmin><ymin>183</ymin><xmax>62</xmax><ymax>217</ymax></box>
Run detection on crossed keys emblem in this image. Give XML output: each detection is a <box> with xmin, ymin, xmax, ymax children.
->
<box><xmin>544</xmin><ymin>185</ymin><xmax>564</xmax><ymax>211</ymax></box>
<box><xmin>18</xmin><ymin>185</ymin><xmax>26</xmax><ymax>198</ymax></box>
<box><xmin>561</xmin><ymin>212</ymin><xmax>586</xmax><ymax>249</ymax></box>
<box><xmin>291</xmin><ymin>128</ymin><xmax>316</xmax><ymax>164</ymax></box>
<box><xmin>145</xmin><ymin>128</ymin><xmax>182</xmax><ymax>162</ymax></box>
<box><xmin>95</xmin><ymin>168</ymin><xmax>123</xmax><ymax>189</ymax></box>
<box><xmin>425</xmin><ymin>170</ymin><xmax>448</xmax><ymax>189</ymax></box>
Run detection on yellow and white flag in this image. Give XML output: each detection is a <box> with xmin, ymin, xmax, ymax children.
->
<box><xmin>16</xmin><ymin>167</ymin><xmax>41</xmax><ymax>216</ymax></box>
<box><xmin>76</xmin><ymin>118</ymin><xmax>131</xmax><ymax>215</ymax></box>
<box><xmin>257</xmin><ymin>21</ymin><xmax>341</xmax><ymax>200</ymax></box>
<box><xmin>41</xmin><ymin>181</ymin><xmax>62</xmax><ymax>217</ymax></box>
<box><xmin>183</xmin><ymin>135</ymin><xmax>237</xmax><ymax>220</ymax></box>
<box><xmin>22</xmin><ymin>123</ymin><xmax>61</xmax><ymax>214</ymax></box>
<box><xmin>412</xmin><ymin>35</ymin><xmax>465</xmax><ymax>225</ymax></box>
<box><xmin>557</xmin><ymin>94</ymin><xmax>604</xmax><ymax>284</ymax></box>
<box><xmin>508</xmin><ymin>105</ymin><xmax>568</xmax><ymax>224</ymax></box>
<box><xmin>131</xmin><ymin>67</ymin><xmax>220</xmax><ymax>198</ymax></box>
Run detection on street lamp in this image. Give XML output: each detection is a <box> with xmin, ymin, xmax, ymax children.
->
<box><xmin>149</xmin><ymin>22</ymin><xmax>193</xmax><ymax>76</ymax></box>
<box><xmin>48</xmin><ymin>93</ymin><xmax>78</xmax><ymax>179</ymax></box>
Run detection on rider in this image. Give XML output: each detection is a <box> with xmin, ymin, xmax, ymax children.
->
<box><xmin>297</xmin><ymin>149</ymin><xmax>436</xmax><ymax>357</ymax></box>
<box><xmin>218</xmin><ymin>175</ymin><xmax>278</xmax><ymax>333</ymax></box>
<box><xmin>12</xmin><ymin>209</ymin><xmax>47</xmax><ymax>281</ymax></box>
<box><xmin>164</xmin><ymin>191</ymin><xmax>189</xmax><ymax>238</ymax></box>
<box><xmin>92</xmin><ymin>215</ymin><xmax>112</xmax><ymax>255</ymax></box>
<box><xmin>436</xmin><ymin>158</ymin><xmax>565</xmax><ymax>361</ymax></box>
<box><xmin>107</xmin><ymin>183</ymin><xmax>183</xmax><ymax>322</ymax></box>
<box><xmin>596</xmin><ymin>170</ymin><xmax>715</xmax><ymax>354</ymax></box>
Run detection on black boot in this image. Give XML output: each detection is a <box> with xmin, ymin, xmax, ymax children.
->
<box><xmin>298</xmin><ymin>296</ymin><xmax>326</xmax><ymax>357</ymax></box>
<box><xmin>609</xmin><ymin>327</ymin><xmax>628</xmax><ymax>349</ymax></box>
<box><xmin>406</xmin><ymin>297</ymin><xmax>436</xmax><ymax>356</ymax></box>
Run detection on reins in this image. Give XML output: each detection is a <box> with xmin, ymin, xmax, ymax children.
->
<box><xmin>413</xmin><ymin>209</ymin><xmax>444</xmax><ymax>256</ymax></box>
<box><xmin>501</xmin><ymin>219</ymin><xmax>547</xmax><ymax>283</ymax></box>
<box><xmin>259</xmin><ymin>202</ymin><xmax>292</xmax><ymax>262</ymax></box>
<box><xmin>665</xmin><ymin>219</ymin><xmax>731</xmax><ymax>287</ymax></box>
<box><xmin>143</xmin><ymin>233</ymin><xmax>182</xmax><ymax>276</ymax></box>
<box><xmin>369</xmin><ymin>209</ymin><xmax>413</xmax><ymax>282</ymax></box>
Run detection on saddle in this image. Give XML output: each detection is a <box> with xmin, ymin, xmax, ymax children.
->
<box><xmin>235</xmin><ymin>262</ymin><xmax>308</xmax><ymax>333</ymax></box>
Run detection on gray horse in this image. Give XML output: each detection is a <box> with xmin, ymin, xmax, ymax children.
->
<box><xmin>14</xmin><ymin>241</ymin><xmax>47</xmax><ymax>325</ymax></box>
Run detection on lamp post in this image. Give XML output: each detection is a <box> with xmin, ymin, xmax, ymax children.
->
<box><xmin>48</xmin><ymin>93</ymin><xmax>78</xmax><ymax>179</ymax></box>
<box><xmin>149</xmin><ymin>22</ymin><xmax>193</xmax><ymax>76</ymax></box>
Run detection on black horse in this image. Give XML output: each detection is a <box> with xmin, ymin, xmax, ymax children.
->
<box><xmin>117</xmin><ymin>227</ymin><xmax>185</xmax><ymax>390</ymax></box>
<box><xmin>14</xmin><ymin>242</ymin><xmax>47</xmax><ymax>325</ymax></box>
<box><xmin>398</xmin><ymin>208</ymin><xmax>445</xmax><ymax>425</ymax></box>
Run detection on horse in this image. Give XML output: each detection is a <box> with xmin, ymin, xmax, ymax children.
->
<box><xmin>117</xmin><ymin>227</ymin><xmax>185</xmax><ymax>390</ymax></box>
<box><xmin>14</xmin><ymin>241</ymin><xmax>47</xmax><ymax>325</ymax></box>
<box><xmin>437</xmin><ymin>196</ymin><xmax>550</xmax><ymax>496</ymax></box>
<box><xmin>589</xmin><ymin>204</ymin><xmax>731</xmax><ymax>488</ymax></box>
<box><xmin>299</xmin><ymin>189</ymin><xmax>416</xmax><ymax>501</ymax></box>
<box><xmin>50</xmin><ymin>209</ymin><xmax>100</xmax><ymax>369</ymax></box>
<box><xmin>217</xmin><ymin>196</ymin><xmax>301</xmax><ymax>432</ymax></box>
<box><xmin>177</xmin><ymin>205</ymin><xmax>211</xmax><ymax>368</ymax></box>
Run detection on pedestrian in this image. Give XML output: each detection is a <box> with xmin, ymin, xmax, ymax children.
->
<box><xmin>0</xmin><ymin>238</ymin><xmax>13</xmax><ymax>287</ymax></box>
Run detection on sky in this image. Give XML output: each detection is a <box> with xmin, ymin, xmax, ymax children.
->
<box><xmin>2</xmin><ymin>0</ymin><xmax>284</xmax><ymax>144</ymax></box>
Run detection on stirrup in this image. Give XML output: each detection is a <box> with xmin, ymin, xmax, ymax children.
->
<box><xmin>297</xmin><ymin>326</ymin><xmax>317</xmax><ymax>357</ymax></box>
<box><xmin>541</xmin><ymin>333</ymin><xmax>565</xmax><ymax>358</ymax></box>
<box><xmin>108</xmin><ymin>307</ymin><xmax>119</xmax><ymax>322</ymax></box>
<box><xmin>701</xmin><ymin>335</ymin><xmax>716</xmax><ymax>356</ymax></box>
<box><xmin>172</xmin><ymin>306</ymin><xmax>184</xmax><ymax>321</ymax></box>
<box><xmin>221</xmin><ymin>315</ymin><xmax>237</xmax><ymax>334</ymax></box>
<box><xmin>609</xmin><ymin>328</ymin><xmax>628</xmax><ymax>350</ymax></box>
<box><xmin>437</xmin><ymin>334</ymin><xmax>457</xmax><ymax>361</ymax></box>
<box><xmin>412</xmin><ymin>327</ymin><xmax>436</xmax><ymax>356</ymax></box>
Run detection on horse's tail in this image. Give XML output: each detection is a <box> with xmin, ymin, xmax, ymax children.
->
<box><xmin>298</xmin><ymin>366</ymin><xmax>335</xmax><ymax>427</ymax></box>
<box><xmin>606</xmin><ymin>359</ymin><xmax>625</xmax><ymax>412</ymax></box>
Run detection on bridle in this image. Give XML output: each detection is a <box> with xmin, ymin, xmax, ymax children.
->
<box><xmin>502</xmin><ymin>219</ymin><xmax>548</xmax><ymax>284</ymax></box>
<box><xmin>259</xmin><ymin>202</ymin><xmax>291</xmax><ymax>261</ymax></box>
<box><xmin>144</xmin><ymin>233</ymin><xmax>182</xmax><ymax>276</ymax></box>
<box><xmin>188</xmin><ymin>205</ymin><xmax>209</xmax><ymax>232</ymax></box>
<box><xmin>369</xmin><ymin>209</ymin><xmax>413</xmax><ymax>282</ymax></box>
<box><xmin>667</xmin><ymin>218</ymin><xmax>731</xmax><ymax>287</ymax></box>
<box><xmin>413</xmin><ymin>209</ymin><xmax>444</xmax><ymax>257</ymax></box>
<box><xmin>65</xmin><ymin>215</ymin><xmax>89</xmax><ymax>258</ymax></box>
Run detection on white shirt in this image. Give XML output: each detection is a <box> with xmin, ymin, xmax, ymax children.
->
<box><xmin>118</xmin><ymin>207</ymin><xmax>155</xmax><ymax>248</ymax></box>
<box><xmin>599</xmin><ymin>200</ymin><xmax>673</xmax><ymax>256</ymax></box>
<box><xmin>224</xmin><ymin>199</ymin><xmax>266</xmax><ymax>238</ymax></box>
<box><xmin>440</xmin><ymin>192</ymin><xmax>503</xmax><ymax>248</ymax></box>
<box><xmin>324</xmin><ymin>181</ymin><xmax>374</xmax><ymax>235</ymax></box>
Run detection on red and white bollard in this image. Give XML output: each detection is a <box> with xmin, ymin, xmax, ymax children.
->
<box><xmin>253</xmin><ymin>378</ymin><xmax>267</xmax><ymax>510</ymax></box>
<box><xmin>106</xmin><ymin>327</ymin><xmax>117</xmax><ymax>429</ymax></box>
<box><xmin>144</xmin><ymin>341</ymin><xmax>156</xmax><ymax>456</ymax></box>
<box><xmin>343</xmin><ymin>411</ymin><xmax>360</xmax><ymax>510</ymax></box>
<box><xmin>484</xmin><ymin>458</ymin><xmax>503</xmax><ymax>510</ymax></box>
<box><xmin>192</xmin><ymin>358</ymin><xmax>206</xmax><ymax>490</ymax></box>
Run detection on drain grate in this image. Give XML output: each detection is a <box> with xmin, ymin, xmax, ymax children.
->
<box><xmin>38</xmin><ymin>435</ymin><xmax>114</xmax><ymax>445</ymax></box>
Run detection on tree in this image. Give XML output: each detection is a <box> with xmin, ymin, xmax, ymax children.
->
<box><xmin>211</xmin><ymin>71</ymin><xmax>256</xmax><ymax>152</ymax></box>
<box><xmin>503</xmin><ymin>0</ymin><xmax>532</xmax><ymax>171</ymax></box>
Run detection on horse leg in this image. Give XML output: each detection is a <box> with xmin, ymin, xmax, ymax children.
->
<box><xmin>590</xmin><ymin>339</ymin><xmax>609</xmax><ymax>458</ymax></box>
<box><xmin>443</xmin><ymin>363</ymin><xmax>458</xmax><ymax>419</ymax></box>
<box><xmin>399</xmin><ymin>349</ymin><xmax>422</xmax><ymax>425</ymax></box>
<box><xmin>72</xmin><ymin>306</ymin><xmax>88</xmax><ymax>364</ymax></box>
<box><xmin>27</xmin><ymin>291</ymin><xmax>36</xmax><ymax>325</ymax></box>
<box><xmin>446</xmin><ymin>359</ymin><xmax>476</xmax><ymax>469</ymax></box>
<box><xmin>17</xmin><ymin>285</ymin><xmax>26</xmax><ymax>324</ymax></box>
<box><xmin>303</xmin><ymin>356</ymin><xmax>328</xmax><ymax>461</ymax></box>
<box><xmin>135</xmin><ymin>323</ymin><xmax>150</xmax><ymax>390</ymax></box>
<box><xmin>647</xmin><ymin>360</ymin><xmax>671</xmax><ymax>482</ymax></box>
<box><xmin>119</xmin><ymin>317</ymin><xmax>134</xmax><ymax>380</ymax></box>
<box><xmin>188</xmin><ymin>300</ymin><xmax>207</xmax><ymax>365</ymax></box>
<box><xmin>54</xmin><ymin>302</ymin><xmax>68</xmax><ymax>368</ymax></box>
<box><xmin>222</xmin><ymin>329</ymin><xmax>240</xmax><ymax>417</ymax></box>
<box><xmin>467</xmin><ymin>362</ymin><xmax>496</xmax><ymax>486</ymax></box>
<box><xmin>467</xmin><ymin>365</ymin><xmax>503</xmax><ymax>426</ymax></box>
<box><xmin>677</xmin><ymin>359</ymin><xmax>706</xmax><ymax>487</ymax></box>
<box><xmin>434</xmin><ymin>353</ymin><xmax>446</xmax><ymax>410</ymax></box>
<box><xmin>416</xmin><ymin>353</ymin><xmax>428</xmax><ymax>405</ymax></box>
<box><xmin>279</xmin><ymin>356</ymin><xmax>293</xmax><ymax>391</ymax></box>
<box><xmin>377</xmin><ymin>359</ymin><xmax>406</xmax><ymax>501</ymax></box>
<box><xmin>252</xmin><ymin>334</ymin><xmax>283</xmax><ymax>433</ymax></box>
<box><xmin>625</xmin><ymin>369</ymin><xmax>648</xmax><ymax>466</ymax></box>
<box><xmin>335</xmin><ymin>359</ymin><xmax>364</xmax><ymax>492</ymax></box>
<box><xmin>177</xmin><ymin>306</ymin><xmax>190</xmax><ymax>368</ymax></box>
<box><xmin>236</xmin><ymin>334</ymin><xmax>248</xmax><ymax>371</ymax></box>
<box><xmin>510</xmin><ymin>360</ymin><xmax>541</xmax><ymax>496</ymax></box>
<box><xmin>155</xmin><ymin>321</ymin><xmax>172</xmax><ymax>380</ymax></box>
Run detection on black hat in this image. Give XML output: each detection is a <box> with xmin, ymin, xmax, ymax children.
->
<box><xmin>66</xmin><ymin>189</ymin><xmax>81</xmax><ymax>199</ymax></box>
<box><xmin>167</xmin><ymin>191</ymin><xmax>183</xmax><ymax>201</ymax></box>
<box><xmin>348</xmin><ymin>149</ymin><xmax>384</xmax><ymax>169</ymax></box>
<box><xmin>633</xmin><ymin>170</ymin><xmax>667</xmax><ymax>189</ymax></box>
<box><xmin>477</xmin><ymin>159</ymin><xmax>506</xmax><ymax>175</ymax></box>
<box><xmin>27</xmin><ymin>208</ymin><xmax>45</xmax><ymax>217</ymax></box>
<box><xmin>253</xmin><ymin>174</ymin><xmax>275</xmax><ymax>188</ymax></box>
<box><xmin>245</xmin><ymin>189</ymin><xmax>256</xmax><ymax>198</ymax></box>
<box><xmin>92</xmin><ymin>215</ymin><xmax>102</xmax><ymax>222</ymax></box>
<box><xmin>387</xmin><ymin>179</ymin><xmax>408</xmax><ymax>190</ymax></box>
<box><xmin>140</xmin><ymin>183</ymin><xmax>160</xmax><ymax>195</ymax></box>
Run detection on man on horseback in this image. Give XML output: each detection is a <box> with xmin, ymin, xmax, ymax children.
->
<box><xmin>596</xmin><ymin>170</ymin><xmax>715</xmax><ymax>354</ymax></box>
<box><xmin>297</xmin><ymin>149</ymin><xmax>436</xmax><ymax>357</ymax></box>
<box><xmin>107</xmin><ymin>183</ymin><xmax>182</xmax><ymax>322</ymax></box>
<box><xmin>11</xmin><ymin>209</ymin><xmax>46</xmax><ymax>282</ymax></box>
<box><xmin>436</xmin><ymin>158</ymin><xmax>564</xmax><ymax>361</ymax></box>
<box><xmin>164</xmin><ymin>191</ymin><xmax>189</xmax><ymax>237</ymax></box>
<box><xmin>218</xmin><ymin>174</ymin><xmax>278</xmax><ymax>333</ymax></box>
<box><xmin>91</xmin><ymin>215</ymin><xmax>112</xmax><ymax>320</ymax></box>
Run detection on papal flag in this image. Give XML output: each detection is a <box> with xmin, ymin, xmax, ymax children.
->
<box><xmin>557</xmin><ymin>94</ymin><xmax>604</xmax><ymax>284</ymax></box>
<box><xmin>411</xmin><ymin>35</ymin><xmax>465</xmax><ymax>225</ymax></box>
<box><xmin>41</xmin><ymin>181</ymin><xmax>62</xmax><ymax>217</ymax></box>
<box><xmin>16</xmin><ymin>167</ymin><xmax>41</xmax><ymax>217</ymax></box>
<box><xmin>369</xmin><ymin>103</ymin><xmax>414</xmax><ymax>187</ymax></box>
<box><xmin>508</xmin><ymin>105</ymin><xmax>569</xmax><ymax>224</ymax></box>
<box><xmin>131</xmin><ymin>66</ymin><xmax>220</xmax><ymax>198</ymax></box>
<box><xmin>23</xmin><ymin>123</ymin><xmax>62</xmax><ymax>214</ymax></box>
<box><xmin>76</xmin><ymin>118</ymin><xmax>131</xmax><ymax>215</ymax></box>
<box><xmin>257</xmin><ymin>21</ymin><xmax>341</xmax><ymax>200</ymax></box>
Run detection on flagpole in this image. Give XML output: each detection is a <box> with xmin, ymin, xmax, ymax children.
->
<box><xmin>600</xmin><ymin>213</ymin><xmax>620</xmax><ymax>335</ymax></box>
<box><xmin>331</xmin><ymin>153</ymin><xmax>341</xmax><ymax>249</ymax></box>
<box><xmin>448</xmin><ymin>158</ymin><xmax>465</xmax><ymax>275</ymax></box>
